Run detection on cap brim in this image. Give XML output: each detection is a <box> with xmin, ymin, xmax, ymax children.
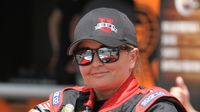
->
<box><xmin>68</xmin><ymin>36</ymin><xmax>125</xmax><ymax>55</ymax></box>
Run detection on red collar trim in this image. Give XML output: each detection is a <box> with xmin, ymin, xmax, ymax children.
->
<box><xmin>99</xmin><ymin>75</ymin><xmax>140</xmax><ymax>111</ymax></box>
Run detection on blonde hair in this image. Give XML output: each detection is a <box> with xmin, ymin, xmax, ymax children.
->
<box><xmin>124</xmin><ymin>44</ymin><xmax>141</xmax><ymax>76</ymax></box>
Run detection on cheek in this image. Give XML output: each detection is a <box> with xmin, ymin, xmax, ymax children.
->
<box><xmin>107</xmin><ymin>55</ymin><xmax>130</xmax><ymax>75</ymax></box>
<box><xmin>79</xmin><ymin>66</ymin><xmax>90</xmax><ymax>79</ymax></box>
<box><xmin>117</xmin><ymin>54</ymin><xmax>132</xmax><ymax>72</ymax></box>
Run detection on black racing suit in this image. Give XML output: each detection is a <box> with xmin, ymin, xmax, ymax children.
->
<box><xmin>29</xmin><ymin>76</ymin><xmax>187</xmax><ymax>112</ymax></box>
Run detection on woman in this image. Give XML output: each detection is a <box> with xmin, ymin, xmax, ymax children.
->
<box><xmin>30</xmin><ymin>8</ymin><xmax>186</xmax><ymax>112</ymax></box>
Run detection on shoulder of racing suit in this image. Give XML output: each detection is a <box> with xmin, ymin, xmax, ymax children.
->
<box><xmin>29</xmin><ymin>86</ymin><xmax>187</xmax><ymax>112</ymax></box>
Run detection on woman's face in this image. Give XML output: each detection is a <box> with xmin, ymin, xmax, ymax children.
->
<box><xmin>77</xmin><ymin>40</ymin><xmax>138</xmax><ymax>92</ymax></box>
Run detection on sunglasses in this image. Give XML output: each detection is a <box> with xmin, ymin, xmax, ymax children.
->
<box><xmin>74</xmin><ymin>45</ymin><xmax>133</xmax><ymax>66</ymax></box>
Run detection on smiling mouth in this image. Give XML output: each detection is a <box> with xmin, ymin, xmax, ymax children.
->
<box><xmin>91</xmin><ymin>71</ymin><xmax>109</xmax><ymax>77</ymax></box>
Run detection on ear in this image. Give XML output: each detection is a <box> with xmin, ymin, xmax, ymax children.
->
<box><xmin>129</xmin><ymin>48</ymin><xmax>139</xmax><ymax>70</ymax></box>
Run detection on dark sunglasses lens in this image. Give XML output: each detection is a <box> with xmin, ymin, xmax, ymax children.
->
<box><xmin>75</xmin><ymin>50</ymin><xmax>93</xmax><ymax>65</ymax></box>
<box><xmin>98</xmin><ymin>47</ymin><xmax>119</xmax><ymax>63</ymax></box>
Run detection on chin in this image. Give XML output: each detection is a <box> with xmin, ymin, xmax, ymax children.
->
<box><xmin>91</xmin><ymin>82</ymin><xmax>111</xmax><ymax>90</ymax></box>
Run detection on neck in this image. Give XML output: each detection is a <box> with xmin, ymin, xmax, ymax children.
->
<box><xmin>93</xmin><ymin>75</ymin><xmax>136</xmax><ymax>100</ymax></box>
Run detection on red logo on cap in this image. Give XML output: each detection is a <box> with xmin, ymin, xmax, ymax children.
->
<box><xmin>95</xmin><ymin>18</ymin><xmax>117</xmax><ymax>33</ymax></box>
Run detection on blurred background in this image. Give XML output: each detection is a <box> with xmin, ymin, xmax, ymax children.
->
<box><xmin>1</xmin><ymin>0</ymin><xmax>200</xmax><ymax>111</ymax></box>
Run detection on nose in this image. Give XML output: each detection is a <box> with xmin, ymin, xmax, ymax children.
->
<box><xmin>92</xmin><ymin>53</ymin><xmax>103</xmax><ymax>66</ymax></box>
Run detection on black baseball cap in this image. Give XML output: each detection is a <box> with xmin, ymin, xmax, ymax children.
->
<box><xmin>68</xmin><ymin>7</ymin><xmax>137</xmax><ymax>55</ymax></box>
